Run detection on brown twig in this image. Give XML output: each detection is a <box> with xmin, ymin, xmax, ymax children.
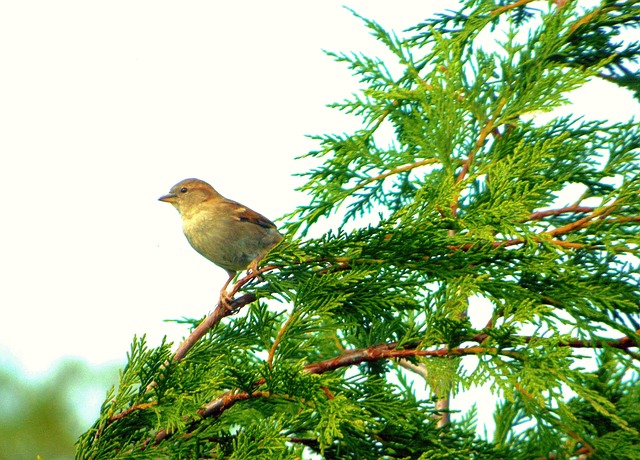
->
<box><xmin>94</xmin><ymin>402</ymin><xmax>158</xmax><ymax>441</ymax></box>
<box><xmin>154</xmin><ymin>391</ymin><xmax>270</xmax><ymax>444</ymax></box>
<box><xmin>490</xmin><ymin>0</ymin><xmax>538</xmax><ymax>17</ymax></box>
<box><xmin>444</xmin><ymin>96</ymin><xmax>507</xmax><ymax>425</ymax></box>
<box><xmin>107</xmin><ymin>402</ymin><xmax>157</xmax><ymax>424</ymax></box>
<box><xmin>451</xmin><ymin>97</ymin><xmax>507</xmax><ymax>216</ymax></box>
<box><xmin>555</xmin><ymin>333</ymin><xmax>640</xmax><ymax>350</ymax></box>
<box><xmin>545</xmin><ymin>203</ymin><xmax>617</xmax><ymax>238</ymax></box>
<box><xmin>539</xmin><ymin>446</ymin><xmax>591</xmax><ymax>460</ymax></box>
<box><xmin>267</xmin><ymin>311</ymin><xmax>298</xmax><ymax>367</ymax></box>
<box><xmin>321</xmin><ymin>386</ymin><xmax>335</xmax><ymax>400</ymax></box>
<box><xmin>105</xmin><ymin>293</ymin><xmax>259</xmax><ymax>430</ymax></box>
<box><xmin>447</xmin><ymin>203</ymin><xmax>631</xmax><ymax>252</ymax></box>
<box><xmin>569</xmin><ymin>10</ymin><xmax>599</xmax><ymax>34</ymax></box>
<box><xmin>170</xmin><ymin>263</ymin><xmax>282</xmax><ymax>364</ymax></box>
<box><xmin>348</xmin><ymin>158</ymin><xmax>440</xmax><ymax>196</ymax></box>
<box><xmin>471</xmin><ymin>330</ymin><xmax>640</xmax><ymax>351</ymax></box>
<box><xmin>547</xmin><ymin>239</ymin><xmax>586</xmax><ymax>249</ymax></box>
<box><xmin>527</xmin><ymin>205</ymin><xmax>596</xmax><ymax>221</ymax></box>
<box><xmin>225</xmin><ymin>264</ymin><xmax>279</xmax><ymax>299</ymax></box>
<box><xmin>172</xmin><ymin>292</ymin><xmax>257</xmax><ymax>363</ymax></box>
<box><xmin>610</xmin><ymin>215</ymin><xmax>640</xmax><ymax>225</ymax></box>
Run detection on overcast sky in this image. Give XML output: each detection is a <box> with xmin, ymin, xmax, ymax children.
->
<box><xmin>1</xmin><ymin>0</ymin><xmax>638</xmax><ymax>433</ymax></box>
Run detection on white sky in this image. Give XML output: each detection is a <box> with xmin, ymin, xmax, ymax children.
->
<box><xmin>1</xmin><ymin>0</ymin><xmax>638</xmax><ymax>436</ymax></box>
<box><xmin>0</xmin><ymin>0</ymin><xmax>431</xmax><ymax>373</ymax></box>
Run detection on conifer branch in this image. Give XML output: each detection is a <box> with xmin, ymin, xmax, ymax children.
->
<box><xmin>172</xmin><ymin>292</ymin><xmax>257</xmax><ymax>363</ymax></box>
<box><xmin>227</xmin><ymin>264</ymin><xmax>279</xmax><ymax>298</ymax></box>
<box><xmin>609</xmin><ymin>215</ymin><xmax>640</xmax><ymax>225</ymax></box>
<box><xmin>347</xmin><ymin>158</ymin><xmax>440</xmax><ymax>195</ymax></box>
<box><xmin>557</xmin><ymin>332</ymin><xmax>640</xmax><ymax>351</ymax></box>
<box><xmin>452</xmin><ymin>97</ymin><xmax>507</xmax><ymax>216</ymax></box>
<box><xmin>196</xmin><ymin>342</ymin><xmax>505</xmax><ymax>423</ymax></box>
<box><xmin>267</xmin><ymin>311</ymin><xmax>297</xmax><ymax>367</ymax></box>
<box><xmin>481</xmin><ymin>203</ymin><xmax>631</xmax><ymax>251</ymax></box>
<box><xmin>567</xmin><ymin>1</ymin><xmax>619</xmax><ymax>36</ymax></box>
<box><xmin>545</xmin><ymin>202</ymin><xmax>618</xmax><ymax>238</ymax></box>
<box><xmin>192</xmin><ymin>333</ymin><xmax>640</xmax><ymax>423</ymax></box>
<box><xmin>546</xmin><ymin>239</ymin><xmax>586</xmax><ymax>249</ymax></box>
<box><xmin>122</xmin><ymin>332</ymin><xmax>640</xmax><ymax>446</ymax></box>
<box><xmin>540</xmin><ymin>446</ymin><xmax>592</xmax><ymax>460</ymax></box>
<box><xmin>444</xmin><ymin>93</ymin><xmax>509</xmax><ymax>426</ymax></box>
<box><xmin>96</xmin><ymin>402</ymin><xmax>158</xmax><ymax>440</ymax></box>
<box><xmin>171</xmin><ymin>264</ymin><xmax>278</xmax><ymax>363</ymax></box>
<box><xmin>398</xmin><ymin>358</ymin><xmax>430</xmax><ymax>380</ymax></box>
<box><xmin>490</xmin><ymin>0</ymin><xmax>538</xmax><ymax>17</ymax></box>
<box><xmin>527</xmin><ymin>205</ymin><xmax>596</xmax><ymax>221</ymax></box>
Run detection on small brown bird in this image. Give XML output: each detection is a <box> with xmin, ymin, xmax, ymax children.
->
<box><xmin>159</xmin><ymin>178</ymin><xmax>282</xmax><ymax>303</ymax></box>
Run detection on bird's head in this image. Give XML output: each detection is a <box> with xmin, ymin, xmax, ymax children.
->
<box><xmin>159</xmin><ymin>178</ymin><xmax>221</xmax><ymax>215</ymax></box>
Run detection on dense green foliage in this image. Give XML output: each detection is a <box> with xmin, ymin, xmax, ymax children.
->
<box><xmin>78</xmin><ymin>1</ymin><xmax>640</xmax><ymax>458</ymax></box>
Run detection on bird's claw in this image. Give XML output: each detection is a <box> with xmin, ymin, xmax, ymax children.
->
<box><xmin>246</xmin><ymin>262</ymin><xmax>265</xmax><ymax>282</ymax></box>
<box><xmin>218</xmin><ymin>291</ymin><xmax>234</xmax><ymax>311</ymax></box>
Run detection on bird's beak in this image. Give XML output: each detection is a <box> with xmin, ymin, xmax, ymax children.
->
<box><xmin>158</xmin><ymin>193</ymin><xmax>177</xmax><ymax>203</ymax></box>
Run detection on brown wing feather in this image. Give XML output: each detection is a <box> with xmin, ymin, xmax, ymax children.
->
<box><xmin>222</xmin><ymin>199</ymin><xmax>277</xmax><ymax>229</ymax></box>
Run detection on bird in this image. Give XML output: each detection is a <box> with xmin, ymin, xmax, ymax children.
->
<box><xmin>159</xmin><ymin>178</ymin><xmax>283</xmax><ymax>305</ymax></box>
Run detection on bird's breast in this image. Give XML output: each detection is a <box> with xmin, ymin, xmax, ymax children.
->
<box><xmin>180</xmin><ymin>207</ymin><xmax>278</xmax><ymax>272</ymax></box>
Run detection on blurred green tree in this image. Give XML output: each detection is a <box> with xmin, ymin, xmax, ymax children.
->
<box><xmin>78</xmin><ymin>1</ymin><xmax>640</xmax><ymax>459</ymax></box>
<box><xmin>0</xmin><ymin>361</ymin><xmax>117</xmax><ymax>460</ymax></box>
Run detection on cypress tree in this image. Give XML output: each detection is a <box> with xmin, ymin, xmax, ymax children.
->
<box><xmin>78</xmin><ymin>1</ymin><xmax>640</xmax><ymax>458</ymax></box>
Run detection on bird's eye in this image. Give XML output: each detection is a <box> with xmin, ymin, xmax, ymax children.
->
<box><xmin>180</xmin><ymin>187</ymin><xmax>188</xmax><ymax>193</ymax></box>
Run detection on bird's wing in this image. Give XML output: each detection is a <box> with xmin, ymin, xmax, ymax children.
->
<box><xmin>223</xmin><ymin>199</ymin><xmax>277</xmax><ymax>230</ymax></box>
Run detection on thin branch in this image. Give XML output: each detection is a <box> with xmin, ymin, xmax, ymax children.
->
<box><xmin>348</xmin><ymin>158</ymin><xmax>440</xmax><ymax>195</ymax></box>
<box><xmin>172</xmin><ymin>293</ymin><xmax>257</xmax><ymax>363</ymax></box>
<box><xmin>547</xmin><ymin>239</ymin><xmax>587</xmax><ymax>249</ymax></box>
<box><xmin>171</xmin><ymin>262</ymin><xmax>281</xmax><ymax>364</ymax></box>
<box><xmin>452</xmin><ymin>97</ymin><xmax>507</xmax><ymax>216</ymax></box>
<box><xmin>557</xmin><ymin>333</ymin><xmax>640</xmax><ymax>350</ymax></box>
<box><xmin>154</xmin><ymin>392</ymin><xmax>270</xmax><ymax>444</ymax></box>
<box><xmin>569</xmin><ymin>9</ymin><xmax>599</xmax><ymax>34</ymax></box>
<box><xmin>226</xmin><ymin>264</ymin><xmax>279</xmax><ymax>299</ymax></box>
<box><xmin>546</xmin><ymin>203</ymin><xmax>617</xmax><ymax>238</ymax></box>
<box><xmin>610</xmin><ymin>215</ymin><xmax>640</xmax><ymax>225</ymax></box>
<box><xmin>470</xmin><ymin>330</ymin><xmax>640</xmax><ymax>350</ymax></box>
<box><xmin>490</xmin><ymin>0</ymin><xmax>538</xmax><ymax>17</ymax></box>
<box><xmin>484</xmin><ymin>203</ymin><xmax>625</xmax><ymax>251</ymax></box>
<box><xmin>398</xmin><ymin>359</ymin><xmax>430</xmax><ymax>380</ymax></box>
<box><xmin>539</xmin><ymin>446</ymin><xmax>591</xmax><ymax>460</ymax></box>
<box><xmin>267</xmin><ymin>311</ymin><xmax>298</xmax><ymax>367</ymax></box>
<box><xmin>527</xmin><ymin>205</ymin><xmax>596</xmax><ymax>221</ymax></box>
<box><xmin>95</xmin><ymin>402</ymin><xmax>158</xmax><ymax>440</ymax></box>
<box><xmin>435</xmin><ymin>399</ymin><xmax>451</xmax><ymax>428</ymax></box>
<box><xmin>107</xmin><ymin>402</ymin><xmax>156</xmax><ymax>423</ymax></box>
<box><xmin>141</xmin><ymin>269</ymin><xmax>275</xmax><ymax>395</ymax></box>
<box><xmin>321</xmin><ymin>386</ymin><xmax>335</xmax><ymax>400</ymax></box>
<box><xmin>444</xmin><ymin>95</ymin><xmax>508</xmax><ymax>425</ymax></box>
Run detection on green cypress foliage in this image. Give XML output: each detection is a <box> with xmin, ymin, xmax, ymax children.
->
<box><xmin>77</xmin><ymin>1</ymin><xmax>640</xmax><ymax>458</ymax></box>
